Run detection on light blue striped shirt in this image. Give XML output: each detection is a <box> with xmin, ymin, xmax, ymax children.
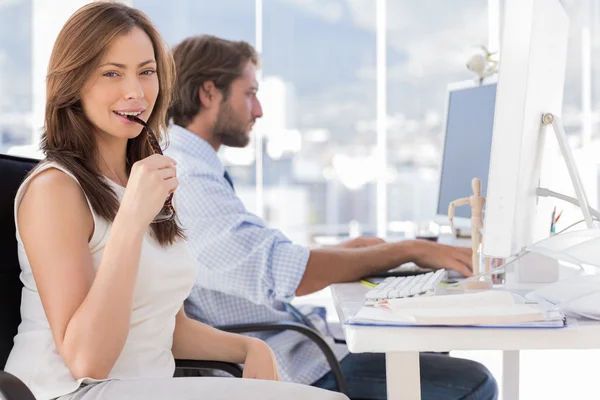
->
<box><xmin>165</xmin><ymin>124</ymin><xmax>348</xmax><ymax>385</ymax></box>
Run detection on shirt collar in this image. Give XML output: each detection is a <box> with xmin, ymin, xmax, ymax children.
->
<box><xmin>167</xmin><ymin>124</ymin><xmax>224</xmax><ymax>175</ymax></box>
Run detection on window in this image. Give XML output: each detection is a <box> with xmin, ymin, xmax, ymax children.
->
<box><xmin>0</xmin><ymin>0</ymin><xmax>32</xmax><ymax>154</ymax></box>
<box><xmin>386</xmin><ymin>0</ymin><xmax>488</xmax><ymax>232</ymax></box>
<box><xmin>261</xmin><ymin>0</ymin><xmax>377</xmax><ymax>245</ymax></box>
<box><xmin>4</xmin><ymin>0</ymin><xmax>598</xmax><ymax>233</ymax></box>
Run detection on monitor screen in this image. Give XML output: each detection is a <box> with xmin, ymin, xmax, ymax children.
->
<box><xmin>437</xmin><ymin>83</ymin><xmax>497</xmax><ymax>219</ymax></box>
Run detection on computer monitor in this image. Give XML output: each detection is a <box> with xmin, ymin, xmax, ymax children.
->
<box><xmin>483</xmin><ymin>0</ymin><xmax>572</xmax><ymax>258</ymax></box>
<box><xmin>436</xmin><ymin>80</ymin><xmax>497</xmax><ymax>227</ymax></box>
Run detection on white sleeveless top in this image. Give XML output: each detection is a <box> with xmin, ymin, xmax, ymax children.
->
<box><xmin>4</xmin><ymin>161</ymin><xmax>197</xmax><ymax>400</ymax></box>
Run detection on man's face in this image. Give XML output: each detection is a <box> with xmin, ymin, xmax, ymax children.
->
<box><xmin>213</xmin><ymin>61</ymin><xmax>263</xmax><ymax>147</ymax></box>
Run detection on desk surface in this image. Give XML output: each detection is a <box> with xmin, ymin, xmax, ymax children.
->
<box><xmin>331</xmin><ymin>282</ymin><xmax>600</xmax><ymax>354</ymax></box>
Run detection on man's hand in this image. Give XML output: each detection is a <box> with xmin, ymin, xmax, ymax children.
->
<box><xmin>337</xmin><ymin>236</ymin><xmax>386</xmax><ymax>249</ymax></box>
<box><xmin>242</xmin><ymin>338</ymin><xmax>281</xmax><ymax>381</ymax></box>
<box><xmin>410</xmin><ymin>240</ymin><xmax>473</xmax><ymax>277</ymax></box>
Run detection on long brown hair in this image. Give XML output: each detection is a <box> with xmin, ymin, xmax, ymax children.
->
<box><xmin>39</xmin><ymin>1</ymin><xmax>183</xmax><ymax>246</ymax></box>
<box><xmin>168</xmin><ymin>35</ymin><xmax>259</xmax><ymax>127</ymax></box>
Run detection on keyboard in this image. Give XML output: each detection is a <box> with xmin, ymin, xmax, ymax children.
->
<box><xmin>365</xmin><ymin>269</ymin><xmax>446</xmax><ymax>305</ymax></box>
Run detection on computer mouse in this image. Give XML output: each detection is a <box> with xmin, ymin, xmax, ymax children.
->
<box><xmin>446</xmin><ymin>270</ymin><xmax>466</xmax><ymax>280</ymax></box>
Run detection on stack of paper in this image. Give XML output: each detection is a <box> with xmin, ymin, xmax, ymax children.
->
<box><xmin>347</xmin><ymin>291</ymin><xmax>566</xmax><ymax>328</ymax></box>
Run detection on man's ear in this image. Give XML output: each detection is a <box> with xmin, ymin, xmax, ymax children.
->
<box><xmin>199</xmin><ymin>81</ymin><xmax>217</xmax><ymax>109</ymax></box>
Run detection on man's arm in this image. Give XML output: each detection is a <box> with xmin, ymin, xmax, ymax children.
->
<box><xmin>173</xmin><ymin>152</ymin><xmax>472</xmax><ymax>302</ymax></box>
<box><xmin>296</xmin><ymin>239</ymin><xmax>473</xmax><ymax>296</ymax></box>
<box><xmin>174</xmin><ymin>165</ymin><xmax>307</xmax><ymax>306</ymax></box>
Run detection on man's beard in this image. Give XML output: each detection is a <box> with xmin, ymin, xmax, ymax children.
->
<box><xmin>213</xmin><ymin>101</ymin><xmax>251</xmax><ymax>148</ymax></box>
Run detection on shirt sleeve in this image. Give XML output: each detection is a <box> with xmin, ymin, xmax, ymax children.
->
<box><xmin>175</xmin><ymin>163</ymin><xmax>310</xmax><ymax>306</ymax></box>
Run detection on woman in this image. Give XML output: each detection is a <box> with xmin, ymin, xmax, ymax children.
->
<box><xmin>3</xmin><ymin>3</ymin><xmax>348</xmax><ymax>400</ymax></box>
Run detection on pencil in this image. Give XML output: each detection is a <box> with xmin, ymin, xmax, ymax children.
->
<box><xmin>555</xmin><ymin>210</ymin><xmax>563</xmax><ymax>224</ymax></box>
<box><xmin>360</xmin><ymin>279</ymin><xmax>377</xmax><ymax>288</ymax></box>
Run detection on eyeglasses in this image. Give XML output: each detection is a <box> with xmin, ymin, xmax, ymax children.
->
<box><xmin>125</xmin><ymin>114</ymin><xmax>175</xmax><ymax>223</ymax></box>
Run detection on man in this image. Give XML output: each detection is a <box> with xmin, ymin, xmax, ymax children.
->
<box><xmin>165</xmin><ymin>35</ymin><xmax>498</xmax><ymax>400</ymax></box>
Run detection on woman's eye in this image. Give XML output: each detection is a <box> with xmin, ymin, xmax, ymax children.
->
<box><xmin>103</xmin><ymin>71</ymin><xmax>119</xmax><ymax>78</ymax></box>
<box><xmin>141</xmin><ymin>69</ymin><xmax>156</xmax><ymax>76</ymax></box>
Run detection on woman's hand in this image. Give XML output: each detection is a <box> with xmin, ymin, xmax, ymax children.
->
<box><xmin>119</xmin><ymin>154</ymin><xmax>178</xmax><ymax>228</ymax></box>
<box><xmin>242</xmin><ymin>338</ymin><xmax>281</xmax><ymax>381</ymax></box>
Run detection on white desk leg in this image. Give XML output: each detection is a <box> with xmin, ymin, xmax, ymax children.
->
<box><xmin>502</xmin><ymin>350</ymin><xmax>520</xmax><ymax>400</ymax></box>
<box><xmin>386</xmin><ymin>352</ymin><xmax>421</xmax><ymax>400</ymax></box>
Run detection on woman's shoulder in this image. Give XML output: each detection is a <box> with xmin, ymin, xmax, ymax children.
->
<box><xmin>18</xmin><ymin>161</ymin><xmax>90</xmax><ymax>216</ymax></box>
<box><xmin>25</xmin><ymin>160</ymin><xmax>84</xmax><ymax>196</ymax></box>
<box><xmin>17</xmin><ymin>161</ymin><xmax>94</xmax><ymax>240</ymax></box>
<box><xmin>28</xmin><ymin>166</ymin><xmax>82</xmax><ymax>193</ymax></box>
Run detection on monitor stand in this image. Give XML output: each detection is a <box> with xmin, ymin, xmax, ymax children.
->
<box><xmin>513</xmin><ymin>113</ymin><xmax>594</xmax><ymax>284</ymax></box>
<box><xmin>541</xmin><ymin>113</ymin><xmax>594</xmax><ymax>228</ymax></box>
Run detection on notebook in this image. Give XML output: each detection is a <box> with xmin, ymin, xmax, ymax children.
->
<box><xmin>347</xmin><ymin>291</ymin><xmax>566</xmax><ymax>328</ymax></box>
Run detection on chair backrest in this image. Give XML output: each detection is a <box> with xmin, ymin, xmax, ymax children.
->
<box><xmin>0</xmin><ymin>154</ymin><xmax>39</xmax><ymax>369</ymax></box>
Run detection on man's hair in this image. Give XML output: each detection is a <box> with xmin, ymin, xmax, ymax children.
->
<box><xmin>168</xmin><ymin>35</ymin><xmax>259</xmax><ymax>127</ymax></box>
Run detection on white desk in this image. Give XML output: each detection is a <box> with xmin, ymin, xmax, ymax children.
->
<box><xmin>331</xmin><ymin>282</ymin><xmax>600</xmax><ymax>400</ymax></box>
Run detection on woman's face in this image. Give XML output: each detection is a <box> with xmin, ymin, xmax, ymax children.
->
<box><xmin>80</xmin><ymin>26</ymin><xmax>159</xmax><ymax>140</ymax></box>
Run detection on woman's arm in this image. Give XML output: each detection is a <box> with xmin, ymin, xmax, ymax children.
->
<box><xmin>19</xmin><ymin>169</ymin><xmax>145</xmax><ymax>380</ymax></box>
<box><xmin>172</xmin><ymin>307</ymin><xmax>280</xmax><ymax>380</ymax></box>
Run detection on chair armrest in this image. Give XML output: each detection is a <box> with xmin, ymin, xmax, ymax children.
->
<box><xmin>175</xmin><ymin>359</ymin><xmax>243</xmax><ymax>378</ymax></box>
<box><xmin>0</xmin><ymin>370</ymin><xmax>36</xmax><ymax>400</ymax></box>
<box><xmin>217</xmin><ymin>321</ymin><xmax>348</xmax><ymax>395</ymax></box>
